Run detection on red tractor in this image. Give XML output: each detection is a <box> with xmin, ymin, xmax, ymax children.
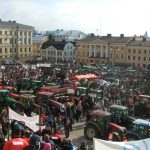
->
<box><xmin>134</xmin><ymin>95</ymin><xmax>150</xmax><ymax>116</ymax></box>
<box><xmin>84</xmin><ymin>110</ymin><xmax>127</xmax><ymax>141</ymax></box>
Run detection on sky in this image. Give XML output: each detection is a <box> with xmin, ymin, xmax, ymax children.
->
<box><xmin>0</xmin><ymin>0</ymin><xmax>150</xmax><ymax>36</ymax></box>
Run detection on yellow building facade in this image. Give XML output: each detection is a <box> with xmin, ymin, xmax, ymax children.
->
<box><xmin>0</xmin><ymin>20</ymin><xmax>33</xmax><ymax>62</ymax></box>
<box><xmin>76</xmin><ymin>34</ymin><xmax>132</xmax><ymax>66</ymax></box>
<box><xmin>76</xmin><ymin>36</ymin><xmax>109</xmax><ymax>64</ymax></box>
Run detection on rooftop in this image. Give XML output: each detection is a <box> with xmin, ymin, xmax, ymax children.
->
<box><xmin>0</xmin><ymin>20</ymin><xmax>33</xmax><ymax>29</ymax></box>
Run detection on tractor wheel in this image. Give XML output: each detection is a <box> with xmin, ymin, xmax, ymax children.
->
<box><xmin>126</xmin><ymin>134</ymin><xmax>140</xmax><ymax>141</ymax></box>
<box><xmin>84</xmin><ymin>124</ymin><xmax>100</xmax><ymax>140</ymax></box>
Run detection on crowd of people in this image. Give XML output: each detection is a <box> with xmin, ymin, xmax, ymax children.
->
<box><xmin>0</xmin><ymin>63</ymin><xmax>149</xmax><ymax>150</ymax></box>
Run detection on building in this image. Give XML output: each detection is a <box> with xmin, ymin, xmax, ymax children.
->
<box><xmin>41</xmin><ymin>36</ymin><xmax>76</xmax><ymax>63</ymax></box>
<box><xmin>76</xmin><ymin>34</ymin><xmax>109</xmax><ymax>64</ymax></box>
<box><xmin>0</xmin><ymin>20</ymin><xmax>33</xmax><ymax>62</ymax></box>
<box><xmin>32</xmin><ymin>34</ymin><xmax>48</xmax><ymax>59</ymax></box>
<box><xmin>127</xmin><ymin>36</ymin><xmax>150</xmax><ymax>68</ymax></box>
<box><xmin>76</xmin><ymin>33</ymin><xmax>133</xmax><ymax>66</ymax></box>
<box><xmin>103</xmin><ymin>34</ymin><xmax>132</xmax><ymax>65</ymax></box>
<box><xmin>46</xmin><ymin>29</ymin><xmax>87</xmax><ymax>42</ymax></box>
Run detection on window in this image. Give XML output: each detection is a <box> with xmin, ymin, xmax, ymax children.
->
<box><xmin>70</xmin><ymin>52</ymin><xmax>72</xmax><ymax>56</ymax></box>
<box><xmin>0</xmin><ymin>48</ymin><xmax>2</xmax><ymax>53</ymax></box>
<box><xmin>24</xmin><ymin>39</ymin><xmax>27</xmax><ymax>44</ymax></box>
<box><xmin>133</xmin><ymin>49</ymin><xmax>136</xmax><ymax>53</ymax></box>
<box><xmin>128</xmin><ymin>56</ymin><xmax>130</xmax><ymax>60</ymax></box>
<box><xmin>143</xmin><ymin>64</ymin><xmax>146</xmax><ymax>68</ymax></box>
<box><xmin>138</xmin><ymin>50</ymin><xmax>141</xmax><ymax>54</ymax></box>
<box><xmin>20</xmin><ymin>32</ymin><xmax>22</xmax><ymax>36</ymax></box>
<box><xmin>29</xmin><ymin>48</ymin><xmax>31</xmax><ymax>52</ymax></box>
<box><xmin>138</xmin><ymin>56</ymin><xmax>140</xmax><ymax>60</ymax></box>
<box><xmin>149</xmin><ymin>57</ymin><xmax>150</xmax><ymax>61</ymax></box>
<box><xmin>0</xmin><ymin>39</ymin><xmax>2</xmax><ymax>44</ymax></box>
<box><xmin>20</xmin><ymin>48</ymin><xmax>22</xmax><ymax>53</ymax></box>
<box><xmin>0</xmin><ymin>31</ymin><xmax>2</xmax><ymax>35</ymax></box>
<box><xmin>14</xmin><ymin>48</ymin><xmax>16</xmax><ymax>52</ymax></box>
<box><xmin>10</xmin><ymin>48</ymin><xmax>12</xmax><ymax>53</ymax></box>
<box><xmin>5</xmin><ymin>48</ymin><xmax>7</xmax><ymax>53</ymax></box>
<box><xmin>133</xmin><ymin>56</ymin><xmax>135</xmax><ymax>60</ymax></box>
<box><xmin>128</xmin><ymin>49</ymin><xmax>131</xmax><ymax>53</ymax></box>
<box><xmin>144</xmin><ymin>57</ymin><xmax>146</xmax><ymax>61</ymax></box>
<box><xmin>144</xmin><ymin>50</ymin><xmax>147</xmax><ymax>54</ymax></box>
<box><xmin>25</xmin><ymin>48</ymin><xmax>26</xmax><ymax>52</ymax></box>
<box><xmin>5</xmin><ymin>31</ymin><xmax>7</xmax><ymax>35</ymax></box>
<box><xmin>24</xmin><ymin>32</ymin><xmax>27</xmax><ymax>36</ymax></box>
<box><xmin>121</xmin><ymin>54</ymin><xmax>123</xmax><ymax>59</ymax></box>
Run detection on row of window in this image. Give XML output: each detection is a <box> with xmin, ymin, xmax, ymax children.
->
<box><xmin>0</xmin><ymin>47</ymin><xmax>31</xmax><ymax>53</ymax></box>
<box><xmin>128</xmin><ymin>56</ymin><xmax>150</xmax><ymax>61</ymax></box>
<box><xmin>43</xmin><ymin>51</ymin><xmax>75</xmax><ymax>56</ymax></box>
<box><xmin>0</xmin><ymin>38</ymin><xmax>31</xmax><ymax>45</ymax></box>
<box><xmin>128</xmin><ymin>49</ymin><xmax>150</xmax><ymax>54</ymax></box>
<box><xmin>0</xmin><ymin>30</ymin><xmax>32</xmax><ymax>36</ymax></box>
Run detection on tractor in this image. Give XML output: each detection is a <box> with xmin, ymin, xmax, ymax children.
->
<box><xmin>16</xmin><ymin>78</ymin><xmax>42</xmax><ymax>94</ymax></box>
<box><xmin>126</xmin><ymin>119</ymin><xmax>150</xmax><ymax>141</ymax></box>
<box><xmin>84</xmin><ymin>110</ymin><xmax>126</xmax><ymax>141</ymax></box>
<box><xmin>134</xmin><ymin>95</ymin><xmax>150</xmax><ymax>116</ymax></box>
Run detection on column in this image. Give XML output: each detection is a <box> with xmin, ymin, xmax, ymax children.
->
<box><xmin>106</xmin><ymin>45</ymin><xmax>108</xmax><ymax>58</ymax></box>
<box><xmin>94</xmin><ymin>44</ymin><xmax>96</xmax><ymax>57</ymax></box>
<box><xmin>101</xmin><ymin>45</ymin><xmax>103</xmax><ymax>58</ymax></box>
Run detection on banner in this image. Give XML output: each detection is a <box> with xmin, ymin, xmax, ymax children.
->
<box><xmin>9</xmin><ymin>107</ymin><xmax>40</xmax><ymax>132</ymax></box>
<box><xmin>94</xmin><ymin>138</ymin><xmax>150</xmax><ymax>150</ymax></box>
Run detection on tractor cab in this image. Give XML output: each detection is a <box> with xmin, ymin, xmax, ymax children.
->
<box><xmin>36</xmin><ymin>92</ymin><xmax>54</xmax><ymax>106</ymax></box>
<box><xmin>76</xmin><ymin>87</ymin><xmax>88</xmax><ymax>97</ymax></box>
<box><xmin>134</xmin><ymin>95</ymin><xmax>150</xmax><ymax>116</ymax></box>
<box><xmin>17</xmin><ymin>78</ymin><xmax>32</xmax><ymax>91</ymax></box>
<box><xmin>32</xmin><ymin>80</ymin><xmax>42</xmax><ymax>89</ymax></box>
<box><xmin>109</xmin><ymin>105</ymin><xmax>128</xmax><ymax>125</ymax></box>
<box><xmin>0</xmin><ymin>89</ymin><xmax>10</xmax><ymax>97</ymax></box>
<box><xmin>126</xmin><ymin>119</ymin><xmax>150</xmax><ymax>140</ymax></box>
<box><xmin>19</xmin><ymin>94</ymin><xmax>35</xmax><ymax>110</ymax></box>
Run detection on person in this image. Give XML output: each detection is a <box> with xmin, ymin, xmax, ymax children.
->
<box><xmin>28</xmin><ymin>134</ymin><xmax>41</xmax><ymax>150</ymax></box>
<box><xmin>3</xmin><ymin>128</ymin><xmax>29</xmax><ymax>150</ymax></box>
<box><xmin>79</xmin><ymin>141</ymin><xmax>88</xmax><ymax>150</ymax></box>
<box><xmin>42</xmin><ymin>124</ymin><xmax>52</xmax><ymax>138</ymax></box>
<box><xmin>42</xmin><ymin>134</ymin><xmax>51</xmax><ymax>150</ymax></box>
<box><xmin>0</xmin><ymin>124</ymin><xmax>5</xmax><ymax>150</ymax></box>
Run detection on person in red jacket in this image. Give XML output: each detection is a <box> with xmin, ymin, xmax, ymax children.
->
<box><xmin>3</xmin><ymin>129</ymin><xmax>29</xmax><ymax>150</ymax></box>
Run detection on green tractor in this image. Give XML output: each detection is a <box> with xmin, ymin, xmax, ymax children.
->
<box><xmin>75</xmin><ymin>87</ymin><xmax>88</xmax><ymax>97</ymax></box>
<box><xmin>109</xmin><ymin>105</ymin><xmax>129</xmax><ymax>125</ymax></box>
<box><xmin>0</xmin><ymin>89</ymin><xmax>23</xmax><ymax>112</ymax></box>
<box><xmin>16</xmin><ymin>78</ymin><xmax>42</xmax><ymax>94</ymax></box>
<box><xmin>84</xmin><ymin>110</ymin><xmax>126</xmax><ymax>141</ymax></box>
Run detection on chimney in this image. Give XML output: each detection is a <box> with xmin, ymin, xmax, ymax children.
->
<box><xmin>107</xmin><ymin>34</ymin><xmax>111</xmax><ymax>37</ymax></box>
<box><xmin>120</xmin><ymin>34</ymin><xmax>124</xmax><ymax>38</ymax></box>
<box><xmin>90</xmin><ymin>33</ymin><xmax>95</xmax><ymax>37</ymax></box>
<box><xmin>8</xmin><ymin>20</ymin><xmax>11</xmax><ymax>22</ymax></box>
<box><xmin>13</xmin><ymin>20</ymin><xmax>16</xmax><ymax>23</ymax></box>
<box><xmin>143</xmin><ymin>37</ymin><xmax>146</xmax><ymax>42</ymax></box>
<box><xmin>0</xmin><ymin>19</ymin><xmax>1</xmax><ymax>22</ymax></box>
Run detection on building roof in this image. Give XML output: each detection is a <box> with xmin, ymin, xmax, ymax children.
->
<box><xmin>0</xmin><ymin>20</ymin><xmax>33</xmax><ymax>29</ymax></box>
<box><xmin>33</xmin><ymin>34</ymin><xmax>47</xmax><ymax>42</ymax></box>
<box><xmin>78</xmin><ymin>36</ymin><xmax>101</xmax><ymax>42</ymax></box>
<box><xmin>46</xmin><ymin>29</ymin><xmax>87</xmax><ymax>41</ymax></box>
<box><xmin>78</xmin><ymin>34</ymin><xmax>132</xmax><ymax>44</ymax></box>
<box><xmin>41</xmin><ymin>41</ymin><xmax>67</xmax><ymax>50</ymax></box>
<box><xmin>128</xmin><ymin>40</ymin><xmax>150</xmax><ymax>47</ymax></box>
<box><xmin>101</xmin><ymin>36</ymin><xmax>132</xmax><ymax>44</ymax></box>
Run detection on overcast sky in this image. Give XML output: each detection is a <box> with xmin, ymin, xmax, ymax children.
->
<box><xmin>0</xmin><ymin>0</ymin><xmax>150</xmax><ymax>36</ymax></box>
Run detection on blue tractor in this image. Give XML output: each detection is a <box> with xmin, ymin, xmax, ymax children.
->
<box><xmin>126</xmin><ymin>119</ymin><xmax>150</xmax><ymax>141</ymax></box>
